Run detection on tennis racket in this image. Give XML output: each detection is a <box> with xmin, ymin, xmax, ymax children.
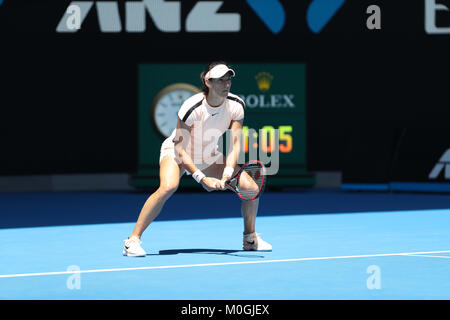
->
<box><xmin>225</xmin><ymin>160</ymin><xmax>266</xmax><ymax>201</ymax></box>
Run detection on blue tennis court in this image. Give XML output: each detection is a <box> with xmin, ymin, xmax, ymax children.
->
<box><xmin>1</xmin><ymin>190</ymin><xmax>450</xmax><ymax>300</ymax></box>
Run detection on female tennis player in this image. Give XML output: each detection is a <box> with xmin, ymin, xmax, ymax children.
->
<box><xmin>123</xmin><ymin>62</ymin><xmax>272</xmax><ymax>257</ymax></box>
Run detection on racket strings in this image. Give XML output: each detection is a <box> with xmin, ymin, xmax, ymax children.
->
<box><xmin>238</xmin><ymin>164</ymin><xmax>265</xmax><ymax>200</ymax></box>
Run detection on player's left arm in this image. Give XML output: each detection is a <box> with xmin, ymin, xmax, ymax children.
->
<box><xmin>221</xmin><ymin>119</ymin><xmax>243</xmax><ymax>183</ymax></box>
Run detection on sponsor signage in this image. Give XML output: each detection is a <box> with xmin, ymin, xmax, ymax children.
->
<box><xmin>55</xmin><ymin>0</ymin><xmax>349</xmax><ymax>35</ymax></box>
<box><xmin>133</xmin><ymin>63</ymin><xmax>313</xmax><ymax>189</ymax></box>
<box><xmin>342</xmin><ymin>129</ymin><xmax>450</xmax><ymax>192</ymax></box>
<box><xmin>425</xmin><ymin>0</ymin><xmax>450</xmax><ymax>34</ymax></box>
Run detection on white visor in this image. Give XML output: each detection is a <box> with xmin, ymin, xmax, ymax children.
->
<box><xmin>205</xmin><ymin>64</ymin><xmax>235</xmax><ymax>80</ymax></box>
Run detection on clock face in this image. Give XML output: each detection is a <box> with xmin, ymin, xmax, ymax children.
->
<box><xmin>151</xmin><ymin>83</ymin><xmax>201</xmax><ymax>138</ymax></box>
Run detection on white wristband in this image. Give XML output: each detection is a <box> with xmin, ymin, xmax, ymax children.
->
<box><xmin>192</xmin><ymin>170</ymin><xmax>206</xmax><ymax>183</ymax></box>
<box><xmin>223</xmin><ymin>166</ymin><xmax>234</xmax><ymax>178</ymax></box>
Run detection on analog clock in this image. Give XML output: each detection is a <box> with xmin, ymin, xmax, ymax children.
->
<box><xmin>151</xmin><ymin>83</ymin><xmax>201</xmax><ymax>138</ymax></box>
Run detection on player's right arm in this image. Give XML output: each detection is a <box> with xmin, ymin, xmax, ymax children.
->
<box><xmin>173</xmin><ymin>119</ymin><xmax>222</xmax><ymax>191</ymax></box>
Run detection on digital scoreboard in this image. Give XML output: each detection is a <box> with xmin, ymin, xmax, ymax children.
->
<box><xmin>132</xmin><ymin>64</ymin><xmax>314</xmax><ymax>189</ymax></box>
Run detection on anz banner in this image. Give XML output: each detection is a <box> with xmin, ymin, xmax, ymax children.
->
<box><xmin>1</xmin><ymin>0</ymin><xmax>449</xmax><ymax>36</ymax></box>
<box><xmin>1</xmin><ymin>0</ymin><xmax>351</xmax><ymax>35</ymax></box>
<box><xmin>52</xmin><ymin>0</ymin><xmax>354</xmax><ymax>35</ymax></box>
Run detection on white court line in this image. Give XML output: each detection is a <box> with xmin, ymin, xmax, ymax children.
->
<box><xmin>402</xmin><ymin>254</ymin><xmax>450</xmax><ymax>259</ymax></box>
<box><xmin>1</xmin><ymin>250</ymin><xmax>449</xmax><ymax>279</ymax></box>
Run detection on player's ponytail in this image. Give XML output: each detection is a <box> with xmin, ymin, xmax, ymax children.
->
<box><xmin>200</xmin><ymin>70</ymin><xmax>208</xmax><ymax>95</ymax></box>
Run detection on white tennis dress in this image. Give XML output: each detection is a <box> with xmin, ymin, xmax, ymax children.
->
<box><xmin>159</xmin><ymin>92</ymin><xmax>245</xmax><ymax>174</ymax></box>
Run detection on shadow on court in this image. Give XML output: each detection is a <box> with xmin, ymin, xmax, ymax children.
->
<box><xmin>148</xmin><ymin>248</ymin><xmax>266</xmax><ymax>258</ymax></box>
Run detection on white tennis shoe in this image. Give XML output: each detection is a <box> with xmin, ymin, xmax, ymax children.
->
<box><xmin>123</xmin><ymin>236</ymin><xmax>147</xmax><ymax>257</ymax></box>
<box><xmin>243</xmin><ymin>232</ymin><xmax>272</xmax><ymax>251</ymax></box>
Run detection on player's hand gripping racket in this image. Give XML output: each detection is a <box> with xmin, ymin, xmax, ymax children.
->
<box><xmin>225</xmin><ymin>160</ymin><xmax>266</xmax><ymax>201</ymax></box>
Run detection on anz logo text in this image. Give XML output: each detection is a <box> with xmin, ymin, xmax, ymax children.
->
<box><xmin>56</xmin><ymin>0</ymin><xmax>346</xmax><ymax>34</ymax></box>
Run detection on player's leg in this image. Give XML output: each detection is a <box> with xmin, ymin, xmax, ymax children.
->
<box><xmin>123</xmin><ymin>156</ymin><xmax>181</xmax><ymax>257</ymax></box>
<box><xmin>131</xmin><ymin>155</ymin><xmax>181</xmax><ymax>238</ymax></box>
<box><xmin>203</xmin><ymin>159</ymin><xmax>271</xmax><ymax>251</ymax></box>
<box><xmin>241</xmin><ymin>197</ymin><xmax>258</xmax><ymax>235</ymax></box>
<box><xmin>237</xmin><ymin>171</ymin><xmax>272</xmax><ymax>251</ymax></box>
